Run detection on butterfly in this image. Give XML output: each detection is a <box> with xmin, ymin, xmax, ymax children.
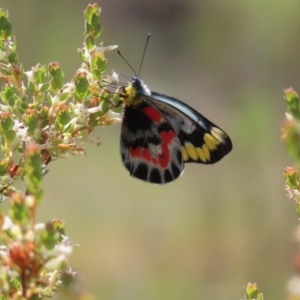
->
<box><xmin>118</xmin><ymin>75</ymin><xmax>232</xmax><ymax>184</ymax></box>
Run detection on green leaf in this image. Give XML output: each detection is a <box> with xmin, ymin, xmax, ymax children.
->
<box><xmin>7</xmin><ymin>96</ymin><xmax>15</xmax><ymax>107</ymax></box>
<box><xmin>40</xmin><ymin>222</ymin><xmax>60</xmax><ymax>249</ymax></box>
<box><xmin>0</xmin><ymin>160</ymin><xmax>9</xmax><ymax>176</ymax></box>
<box><xmin>50</xmin><ymin>76</ymin><xmax>63</xmax><ymax>91</ymax></box>
<box><xmin>85</xmin><ymin>4</ymin><xmax>100</xmax><ymax>24</ymax></box>
<box><xmin>39</xmin><ymin>82</ymin><xmax>50</xmax><ymax>92</ymax></box>
<box><xmin>101</xmin><ymin>99</ymin><xmax>110</xmax><ymax>114</ymax></box>
<box><xmin>1</xmin><ymin>84</ymin><xmax>14</xmax><ymax>103</ymax></box>
<box><xmin>57</xmin><ymin>104</ymin><xmax>71</xmax><ymax>125</ymax></box>
<box><xmin>9</xmin><ymin>193</ymin><xmax>29</xmax><ymax>225</ymax></box>
<box><xmin>5</xmin><ymin>129</ymin><xmax>16</xmax><ymax>141</ymax></box>
<box><xmin>23</xmin><ymin>109</ymin><xmax>38</xmax><ymax>134</ymax></box>
<box><xmin>8</xmin><ymin>52</ymin><xmax>18</xmax><ymax>64</ymax></box>
<box><xmin>91</xmin><ymin>52</ymin><xmax>106</xmax><ymax>74</ymax></box>
<box><xmin>16</xmin><ymin>101</ymin><xmax>28</xmax><ymax>114</ymax></box>
<box><xmin>48</xmin><ymin>62</ymin><xmax>64</xmax><ymax>92</ymax></box>
<box><xmin>33</xmin><ymin>65</ymin><xmax>46</xmax><ymax>84</ymax></box>
<box><xmin>0</xmin><ymin>15</ymin><xmax>12</xmax><ymax>38</ymax></box>
<box><xmin>38</xmin><ymin>105</ymin><xmax>49</xmax><ymax>122</ymax></box>
<box><xmin>244</xmin><ymin>282</ymin><xmax>263</xmax><ymax>300</ymax></box>
<box><xmin>285</xmin><ymin>88</ymin><xmax>300</xmax><ymax>121</ymax></box>
<box><xmin>52</xmin><ymin>219</ymin><xmax>66</xmax><ymax>235</ymax></box>
<box><xmin>74</xmin><ymin>71</ymin><xmax>89</xmax><ymax>99</ymax></box>
<box><xmin>0</xmin><ymin>113</ymin><xmax>13</xmax><ymax>132</ymax></box>
<box><xmin>91</xmin><ymin>13</ymin><xmax>100</xmax><ymax>28</ymax></box>
<box><xmin>94</xmin><ymin>23</ymin><xmax>102</xmax><ymax>38</ymax></box>
<box><xmin>78</xmin><ymin>48</ymin><xmax>88</xmax><ymax>61</ymax></box>
<box><xmin>85</xmin><ymin>34</ymin><xmax>95</xmax><ymax>50</ymax></box>
<box><xmin>112</xmin><ymin>93</ymin><xmax>121</xmax><ymax>106</ymax></box>
<box><xmin>112</xmin><ymin>107</ymin><xmax>122</xmax><ymax>113</ymax></box>
<box><xmin>59</xmin><ymin>92</ymin><xmax>70</xmax><ymax>102</ymax></box>
<box><xmin>36</xmin><ymin>92</ymin><xmax>45</xmax><ymax>103</ymax></box>
<box><xmin>92</xmin><ymin>69</ymin><xmax>101</xmax><ymax>80</ymax></box>
<box><xmin>17</xmin><ymin>145</ymin><xmax>25</xmax><ymax>154</ymax></box>
<box><xmin>24</xmin><ymin>143</ymin><xmax>43</xmax><ymax>199</ymax></box>
<box><xmin>28</xmin><ymin>81</ymin><xmax>36</xmax><ymax>93</ymax></box>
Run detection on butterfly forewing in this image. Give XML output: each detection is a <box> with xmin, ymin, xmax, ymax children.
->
<box><xmin>121</xmin><ymin>102</ymin><xmax>184</xmax><ymax>184</ymax></box>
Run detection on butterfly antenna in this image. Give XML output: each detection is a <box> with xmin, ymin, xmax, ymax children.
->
<box><xmin>117</xmin><ymin>50</ymin><xmax>137</xmax><ymax>76</ymax></box>
<box><xmin>119</xmin><ymin>73</ymin><xmax>130</xmax><ymax>81</ymax></box>
<box><xmin>138</xmin><ymin>33</ymin><xmax>151</xmax><ymax>77</ymax></box>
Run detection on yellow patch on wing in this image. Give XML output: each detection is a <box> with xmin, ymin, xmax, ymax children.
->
<box><xmin>196</xmin><ymin>147</ymin><xmax>207</xmax><ymax>162</ymax></box>
<box><xmin>204</xmin><ymin>133</ymin><xmax>219</xmax><ymax>151</ymax></box>
<box><xmin>181</xmin><ymin>147</ymin><xmax>189</xmax><ymax>161</ymax></box>
<box><xmin>202</xmin><ymin>144</ymin><xmax>211</xmax><ymax>161</ymax></box>
<box><xmin>185</xmin><ymin>142</ymin><xmax>199</xmax><ymax>161</ymax></box>
<box><xmin>211</xmin><ymin>127</ymin><xmax>226</xmax><ymax>143</ymax></box>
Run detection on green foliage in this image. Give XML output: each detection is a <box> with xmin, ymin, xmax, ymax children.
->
<box><xmin>282</xmin><ymin>83</ymin><xmax>300</xmax><ymax>300</ymax></box>
<box><xmin>0</xmin><ymin>3</ymin><xmax>119</xmax><ymax>299</ymax></box>
<box><xmin>283</xmin><ymin>88</ymin><xmax>300</xmax><ymax>218</ymax></box>
<box><xmin>243</xmin><ymin>283</ymin><xmax>264</xmax><ymax>300</ymax></box>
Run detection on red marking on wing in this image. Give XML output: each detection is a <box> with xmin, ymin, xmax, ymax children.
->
<box><xmin>158</xmin><ymin>130</ymin><xmax>176</xmax><ymax>168</ymax></box>
<box><xmin>143</xmin><ymin>106</ymin><xmax>162</xmax><ymax>122</ymax></box>
<box><xmin>160</xmin><ymin>130</ymin><xmax>176</xmax><ymax>144</ymax></box>
<box><xmin>129</xmin><ymin>147</ymin><xmax>158</xmax><ymax>164</ymax></box>
<box><xmin>129</xmin><ymin>130</ymin><xmax>177</xmax><ymax>169</ymax></box>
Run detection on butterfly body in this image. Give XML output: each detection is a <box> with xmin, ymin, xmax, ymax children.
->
<box><xmin>119</xmin><ymin>76</ymin><xmax>232</xmax><ymax>184</ymax></box>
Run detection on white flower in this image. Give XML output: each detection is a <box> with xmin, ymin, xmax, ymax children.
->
<box><xmin>2</xmin><ymin>216</ymin><xmax>13</xmax><ymax>231</ymax></box>
<box><xmin>94</xmin><ymin>45</ymin><xmax>118</xmax><ymax>52</ymax></box>
<box><xmin>38</xmin><ymin>139</ymin><xmax>55</xmax><ymax>151</ymax></box>
<box><xmin>13</xmin><ymin>120</ymin><xmax>29</xmax><ymax>142</ymax></box>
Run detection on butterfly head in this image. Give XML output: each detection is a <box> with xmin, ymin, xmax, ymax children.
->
<box><xmin>119</xmin><ymin>76</ymin><xmax>151</xmax><ymax>107</ymax></box>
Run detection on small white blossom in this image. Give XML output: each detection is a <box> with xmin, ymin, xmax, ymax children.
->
<box><xmin>39</xmin><ymin>139</ymin><xmax>55</xmax><ymax>151</ymax></box>
<box><xmin>74</xmin><ymin>103</ymin><xmax>89</xmax><ymax>124</ymax></box>
<box><xmin>44</xmin><ymin>255</ymin><xmax>68</xmax><ymax>271</ymax></box>
<box><xmin>34</xmin><ymin>223</ymin><xmax>46</xmax><ymax>232</ymax></box>
<box><xmin>24</xmin><ymin>70</ymin><xmax>34</xmax><ymax>82</ymax></box>
<box><xmin>43</xmin><ymin>125</ymin><xmax>58</xmax><ymax>140</ymax></box>
<box><xmin>13</xmin><ymin>120</ymin><xmax>28</xmax><ymax>140</ymax></box>
<box><xmin>287</xmin><ymin>275</ymin><xmax>300</xmax><ymax>296</ymax></box>
<box><xmin>2</xmin><ymin>216</ymin><xmax>13</xmax><ymax>231</ymax></box>
<box><xmin>25</xmin><ymin>195</ymin><xmax>35</xmax><ymax>207</ymax></box>
<box><xmin>102</xmin><ymin>71</ymin><xmax>119</xmax><ymax>84</ymax></box>
<box><xmin>55</xmin><ymin>242</ymin><xmax>73</xmax><ymax>256</ymax></box>
<box><xmin>25</xmin><ymin>64</ymin><xmax>42</xmax><ymax>82</ymax></box>
<box><xmin>94</xmin><ymin>45</ymin><xmax>118</xmax><ymax>52</ymax></box>
<box><xmin>87</xmin><ymin>106</ymin><xmax>102</xmax><ymax>114</ymax></box>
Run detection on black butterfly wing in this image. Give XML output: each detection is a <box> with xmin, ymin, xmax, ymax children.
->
<box><xmin>147</xmin><ymin>92</ymin><xmax>232</xmax><ymax>164</ymax></box>
<box><xmin>120</xmin><ymin>101</ymin><xmax>185</xmax><ymax>184</ymax></box>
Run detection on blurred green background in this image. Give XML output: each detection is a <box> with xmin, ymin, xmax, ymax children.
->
<box><xmin>0</xmin><ymin>1</ymin><xmax>298</xmax><ymax>299</ymax></box>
